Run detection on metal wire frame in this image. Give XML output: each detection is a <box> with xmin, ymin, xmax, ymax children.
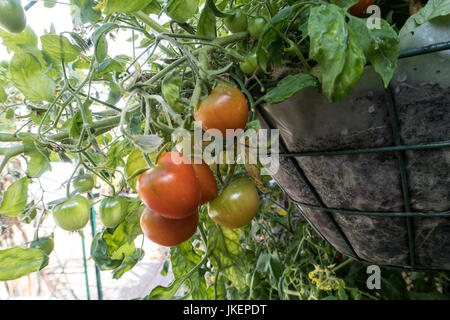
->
<box><xmin>257</xmin><ymin>40</ymin><xmax>450</xmax><ymax>271</ymax></box>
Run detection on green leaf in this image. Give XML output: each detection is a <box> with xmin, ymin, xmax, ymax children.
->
<box><xmin>95</xmin><ymin>35</ymin><xmax>108</xmax><ymax>63</ymax></box>
<box><xmin>147</xmin><ymin>276</ymin><xmax>189</xmax><ymax>300</ymax></box>
<box><xmin>263</xmin><ymin>73</ymin><xmax>319</xmax><ymax>104</ymax></box>
<box><xmin>91</xmin><ymin>209</ymin><xmax>143</xmax><ymax>279</ymax></box>
<box><xmin>400</xmin><ymin>0</ymin><xmax>450</xmax><ymax>37</ymax></box>
<box><xmin>206</xmin><ymin>223</ymin><xmax>247</xmax><ymax>291</ymax></box>
<box><xmin>104</xmin><ymin>0</ymin><xmax>154</xmax><ymax>14</ymax></box>
<box><xmin>9</xmin><ymin>50</ymin><xmax>56</xmax><ymax>103</ymax></box>
<box><xmin>206</xmin><ymin>274</ymin><xmax>227</xmax><ymax>300</ymax></box>
<box><xmin>41</xmin><ymin>34</ymin><xmax>82</xmax><ymax>62</ymax></box>
<box><xmin>162</xmin><ymin>69</ymin><xmax>186</xmax><ymax>113</ymax></box>
<box><xmin>166</xmin><ymin>0</ymin><xmax>200</xmax><ymax>23</ymax></box>
<box><xmin>170</xmin><ymin>241</ymin><xmax>207</xmax><ymax>299</ymax></box>
<box><xmin>70</xmin><ymin>99</ymin><xmax>95</xmax><ymax>140</ymax></box>
<box><xmin>132</xmin><ymin>135</ymin><xmax>164</xmax><ymax>153</ymax></box>
<box><xmin>379</xmin><ymin>270</ymin><xmax>409</xmax><ymax>300</ymax></box>
<box><xmin>308</xmin><ymin>4</ymin><xmax>366</xmax><ymax>102</ymax></box>
<box><xmin>90</xmin><ymin>231</ymin><xmax>122</xmax><ymax>270</ymax></box>
<box><xmin>0</xmin><ymin>27</ymin><xmax>38</xmax><ymax>52</ymax></box>
<box><xmin>123</xmin><ymin>204</ymin><xmax>144</xmax><ymax>242</ymax></box>
<box><xmin>112</xmin><ymin>248</ymin><xmax>144</xmax><ymax>279</ymax></box>
<box><xmin>197</xmin><ymin>3</ymin><xmax>216</xmax><ymax>39</ymax></box>
<box><xmin>103</xmin><ymin>223</ymin><xmax>136</xmax><ymax>260</ymax></box>
<box><xmin>142</xmin><ymin>0</ymin><xmax>161</xmax><ymax>15</ymax></box>
<box><xmin>23</xmin><ymin>137</ymin><xmax>52</xmax><ymax>178</ymax></box>
<box><xmin>70</xmin><ymin>0</ymin><xmax>102</xmax><ymax>26</ymax></box>
<box><xmin>255</xmin><ymin>6</ymin><xmax>295</xmax><ymax>72</ymax></box>
<box><xmin>125</xmin><ymin>148</ymin><xmax>148</xmax><ymax>192</ymax></box>
<box><xmin>0</xmin><ymin>248</ymin><xmax>49</xmax><ymax>281</ymax></box>
<box><xmin>106</xmin><ymin>80</ymin><xmax>122</xmax><ymax>105</ymax></box>
<box><xmin>349</xmin><ymin>17</ymin><xmax>399</xmax><ymax>87</ymax></box>
<box><xmin>0</xmin><ymin>178</ymin><xmax>29</xmax><ymax>217</ymax></box>
<box><xmin>160</xmin><ymin>261</ymin><xmax>169</xmax><ymax>276</ymax></box>
<box><xmin>0</xmin><ymin>86</ymin><xmax>7</xmax><ymax>103</ymax></box>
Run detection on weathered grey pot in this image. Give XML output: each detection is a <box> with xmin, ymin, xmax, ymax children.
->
<box><xmin>257</xmin><ymin>18</ymin><xmax>450</xmax><ymax>270</ymax></box>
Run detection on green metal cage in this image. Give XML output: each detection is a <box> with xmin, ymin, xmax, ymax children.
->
<box><xmin>257</xmin><ymin>40</ymin><xmax>450</xmax><ymax>272</ymax></box>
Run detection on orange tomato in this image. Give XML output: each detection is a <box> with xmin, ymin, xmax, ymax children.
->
<box><xmin>137</xmin><ymin>152</ymin><xmax>201</xmax><ymax>219</ymax></box>
<box><xmin>192</xmin><ymin>158</ymin><xmax>218</xmax><ymax>205</ymax></box>
<box><xmin>140</xmin><ymin>208</ymin><xmax>199</xmax><ymax>247</ymax></box>
<box><xmin>194</xmin><ymin>84</ymin><xmax>249</xmax><ymax>137</ymax></box>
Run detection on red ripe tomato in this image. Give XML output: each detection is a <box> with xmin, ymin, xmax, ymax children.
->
<box><xmin>349</xmin><ymin>0</ymin><xmax>375</xmax><ymax>16</ymax></box>
<box><xmin>192</xmin><ymin>158</ymin><xmax>217</xmax><ymax>205</ymax></box>
<box><xmin>194</xmin><ymin>83</ymin><xmax>249</xmax><ymax>137</ymax></box>
<box><xmin>137</xmin><ymin>152</ymin><xmax>201</xmax><ymax>219</ymax></box>
<box><xmin>140</xmin><ymin>208</ymin><xmax>199</xmax><ymax>247</ymax></box>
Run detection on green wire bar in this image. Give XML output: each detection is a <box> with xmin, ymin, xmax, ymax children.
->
<box><xmin>292</xmin><ymin>201</ymin><xmax>450</xmax><ymax>218</ymax></box>
<box><xmin>89</xmin><ymin>196</ymin><xmax>104</xmax><ymax>301</ymax></box>
<box><xmin>80</xmin><ymin>235</ymin><xmax>91</xmax><ymax>300</ymax></box>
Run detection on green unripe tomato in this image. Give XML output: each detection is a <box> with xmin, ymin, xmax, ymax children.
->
<box><xmin>53</xmin><ymin>195</ymin><xmax>90</xmax><ymax>231</ymax></box>
<box><xmin>0</xmin><ymin>0</ymin><xmax>27</xmax><ymax>33</ymax></box>
<box><xmin>208</xmin><ymin>177</ymin><xmax>260</xmax><ymax>229</ymax></box>
<box><xmin>239</xmin><ymin>51</ymin><xmax>258</xmax><ymax>75</ymax></box>
<box><xmin>30</xmin><ymin>236</ymin><xmax>54</xmax><ymax>255</ymax></box>
<box><xmin>72</xmin><ymin>174</ymin><xmax>95</xmax><ymax>193</ymax></box>
<box><xmin>224</xmin><ymin>9</ymin><xmax>248</xmax><ymax>33</ymax></box>
<box><xmin>248</xmin><ymin>17</ymin><xmax>265</xmax><ymax>39</ymax></box>
<box><xmin>99</xmin><ymin>196</ymin><xmax>129</xmax><ymax>228</ymax></box>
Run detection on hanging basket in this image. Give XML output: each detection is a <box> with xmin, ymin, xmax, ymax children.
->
<box><xmin>257</xmin><ymin>20</ymin><xmax>450</xmax><ymax>270</ymax></box>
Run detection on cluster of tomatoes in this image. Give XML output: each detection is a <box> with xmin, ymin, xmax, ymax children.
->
<box><xmin>138</xmin><ymin>82</ymin><xmax>261</xmax><ymax>247</ymax></box>
<box><xmin>52</xmin><ymin>173</ymin><xmax>130</xmax><ymax>232</ymax></box>
<box><xmin>137</xmin><ymin>152</ymin><xmax>217</xmax><ymax>247</ymax></box>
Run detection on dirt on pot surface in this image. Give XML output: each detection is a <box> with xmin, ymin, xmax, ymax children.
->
<box><xmin>258</xmin><ymin>65</ymin><xmax>450</xmax><ymax>270</ymax></box>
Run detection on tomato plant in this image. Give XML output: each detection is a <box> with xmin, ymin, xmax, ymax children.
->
<box><xmin>137</xmin><ymin>152</ymin><xmax>201</xmax><ymax>219</ymax></box>
<box><xmin>140</xmin><ymin>208</ymin><xmax>199</xmax><ymax>247</ymax></box>
<box><xmin>99</xmin><ymin>196</ymin><xmax>129</xmax><ymax>228</ymax></box>
<box><xmin>0</xmin><ymin>0</ymin><xmax>26</xmax><ymax>33</ymax></box>
<box><xmin>194</xmin><ymin>84</ymin><xmax>249</xmax><ymax>137</ymax></box>
<box><xmin>208</xmin><ymin>177</ymin><xmax>260</xmax><ymax>229</ymax></box>
<box><xmin>0</xmin><ymin>0</ymin><xmax>448</xmax><ymax>301</ymax></box>
<box><xmin>52</xmin><ymin>196</ymin><xmax>90</xmax><ymax>232</ymax></box>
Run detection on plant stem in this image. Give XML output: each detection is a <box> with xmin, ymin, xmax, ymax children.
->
<box><xmin>134</xmin><ymin>11</ymin><xmax>171</xmax><ymax>34</ymax></box>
